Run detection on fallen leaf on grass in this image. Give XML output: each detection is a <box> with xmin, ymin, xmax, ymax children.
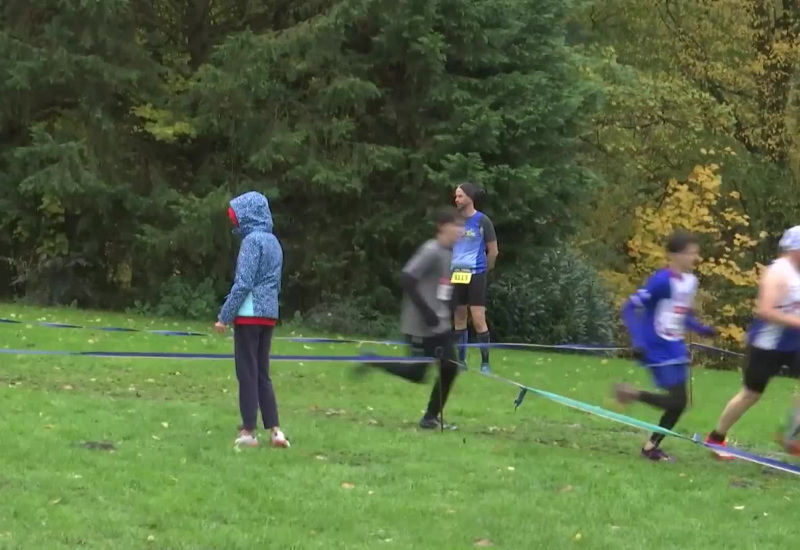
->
<box><xmin>161</xmin><ymin>422</ymin><xmax>169</xmax><ymax>428</ymax></box>
<box><xmin>734</xmin><ymin>505</ymin><xmax>745</xmax><ymax>510</ymax></box>
<box><xmin>147</xmin><ymin>535</ymin><xmax>155</xmax><ymax>542</ymax></box>
<box><xmin>49</xmin><ymin>498</ymin><xmax>61</xmax><ymax>505</ymax></box>
<box><xmin>574</xmin><ymin>533</ymin><xmax>582</xmax><ymax>541</ymax></box>
<box><xmin>474</xmin><ymin>539</ymin><xmax>493</xmax><ymax>547</ymax></box>
<box><xmin>557</xmin><ymin>485</ymin><xmax>573</xmax><ymax>493</ymax></box>
<box><xmin>507</xmin><ymin>466</ymin><xmax>515</xmax><ymax>471</ymax></box>
<box><xmin>83</xmin><ymin>441</ymin><xmax>116</xmax><ymax>451</ymax></box>
<box><xmin>62</xmin><ymin>385</ymin><xmax>73</xmax><ymax>391</ymax></box>
<box><xmin>151</xmin><ymin>435</ymin><xmax>161</xmax><ymax>441</ymax></box>
<box><xmin>341</xmin><ymin>483</ymin><xmax>355</xmax><ymax>490</ymax></box>
<box><xmin>315</xmin><ymin>455</ymin><xmax>327</xmax><ymax>461</ymax></box>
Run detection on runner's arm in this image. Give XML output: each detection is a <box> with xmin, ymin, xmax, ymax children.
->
<box><xmin>621</xmin><ymin>272</ymin><xmax>669</xmax><ymax>350</ymax></box>
<box><xmin>756</xmin><ymin>265</ymin><xmax>800</xmax><ymax>329</ymax></box>
<box><xmin>685</xmin><ymin>311</ymin><xmax>716</xmax><ymax>337</ymax></box>
<box><xmin>481</xmin><ymin>215</ymin><xmax>498</xmax><ymax>270</ymax></box>
<box><xmin>400</xmin><ymin>246</ymin><xmax>439</xmax><ymax>327</ymax></box>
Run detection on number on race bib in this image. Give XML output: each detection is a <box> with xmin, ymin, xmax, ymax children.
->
<box><xmin>655</xmin><ymin>304</ymin><xmax>687</xmax><ymax>341</ymax></box>
<box><xmin>451</xmin><ymin>271</ymin><xmax>472</xmax><ymax>285</ymax></box>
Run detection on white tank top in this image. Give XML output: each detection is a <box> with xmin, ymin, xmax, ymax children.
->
<box><xmin>750</xmin><ymin>257</ymin><xmax>800</xmax><ymax>351</ymax></box>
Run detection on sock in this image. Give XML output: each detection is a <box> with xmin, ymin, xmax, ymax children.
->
<box><xmin>477</xmin><ymin>331</ymin><xmax>490</xmax><ymax>365</ymax></box>
<box><xmin>709</xmin><ymin>430</ymin><xmax>726</xmax><ymax>443</ymax></box>
<box><xmin>456</xmin><ymin>329</ymin><xmax>468</xmax><ymax>362</ymax></box>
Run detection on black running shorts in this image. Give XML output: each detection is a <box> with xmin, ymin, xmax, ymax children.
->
<box><xmin>452</xmin><ymin>272</ymin><xmax>488</xmax><ymax>307</ymax></box>
<box><xmin>743</xmin><ymin>346</ymin><xmax>800</xmax><ymax>393</ymax></box>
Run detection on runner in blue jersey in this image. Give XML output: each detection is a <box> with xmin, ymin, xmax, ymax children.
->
<box><xmin>452</xmin><ymin>182</ymin><xmax>498</xmax><ymax>373</ymax></box>
<box><xmin>613</xmin><ymin>229</ymin><xmax>716</xmax><ymax>461</ymax></box>
<box><xmin>706</xmin><ymin>226</ymin><xmax>800</xmax><ymax>457</ymax></box>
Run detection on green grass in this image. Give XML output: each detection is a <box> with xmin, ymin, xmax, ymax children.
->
<box><xmin>1</xmin><ymin>304</ymin><xmax>800</xmax><ymax>549</ymax></box>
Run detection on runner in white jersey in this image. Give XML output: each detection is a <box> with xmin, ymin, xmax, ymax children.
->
<box><xmin>706</xmin><ymin>226</ymin><xmax>800</xmax><ymax>456</ymax></box>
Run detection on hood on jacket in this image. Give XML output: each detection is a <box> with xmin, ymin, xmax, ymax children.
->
<box><xmin>229</xmin><ymin>191</ymin><xmax>274</xmax><ymax>236</ymax></box>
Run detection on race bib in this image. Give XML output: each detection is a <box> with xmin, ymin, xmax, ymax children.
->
<box><xmin>655</xmin><ymin>305</ymin><xmax>687</xmax><ymax>341</ymax></box>
<box><xmin>437</xmin><ymin>283</ymin><xmax>453</xmax><ymax>302</ymax></box>
<box><xmin>451</xmin><ymin>271</ymin><xmax>472</xmax><ymax>285</ymax></box>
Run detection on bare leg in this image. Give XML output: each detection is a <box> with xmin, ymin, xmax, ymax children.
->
<box><xmin>714</xmin><ymin>388</ymin><xmax>762</xmax><ymax>436</ymax></box>
<box><xmin>470</xmin><ymin>306</ymin><xmax>487</xmax><ymax>333</ymax></box>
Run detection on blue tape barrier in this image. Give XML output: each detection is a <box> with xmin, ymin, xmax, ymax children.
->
<box><xmin>0</xmin><ymin>317</ymin><xmax>211</xmax><ymax>337</ymax></box>
<box><xmin>0</xmin><ymin>347</ymin><xmax>433</xmax><ymax>363</ymax></box>
<box><xmin>697</xmin><ymin>437</ymin><xmax>800</xmax><ymax>476</ymax></box>
<box><xmin>3</xmin><ymin>315</ymin><xmax>756</xmax><ymax>361</ymax></box>
<box><xmin>0</xmin><ymin>317</ymin><xmax>624</xmax><ymax>350</ymax></box>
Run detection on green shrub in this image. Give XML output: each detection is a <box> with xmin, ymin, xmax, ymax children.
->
<box><xmin>300</xmin><ymin>294</ymin><xmax>399</xmax><ymax>339</ymax></box>
<box><xmin>488</xmin><ymin>248</ymin><xmax>616</xmax><ymax>346</ymax></box>
<box><xmin>130</xmin><ymin>277</ymin><xmax>220</xmax><ymax>321</ymax></box>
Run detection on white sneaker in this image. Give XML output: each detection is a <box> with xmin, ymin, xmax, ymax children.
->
<box><xmin>235</xmin><ymin>431</ymin><xmax>259</xmax><ymax>448</ymax></box>
<box><xmin>271</xmin><ymin>429</ymin><xmax>290</xmax><ymax>448</ymax></box>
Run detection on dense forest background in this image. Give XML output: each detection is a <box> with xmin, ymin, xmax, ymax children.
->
<box><xmin>3</xmin><ymin>0</ymin><xmax>799</xmax><ymax>346</ymax></box>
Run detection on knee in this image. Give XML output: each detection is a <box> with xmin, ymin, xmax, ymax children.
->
<box><xmin>741</xmin><ymin>389</ymin><xmax>762</xmax><ymax>405</ymax></box>
<box><xmin>454</xmin><ymin>307</ymin><xmax>468</xmax><ymax>326</ymax></box>
<box><xmin>668</xmin><ymin>387</ymin><xmax>688</xmax><ymax>412</ymax></box>
<box><xmin>470</xmin><ymin>308</ymin><xmax>487</xmax><ymax>330</ymax></box>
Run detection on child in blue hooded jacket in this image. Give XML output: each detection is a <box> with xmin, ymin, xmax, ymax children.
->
<box><xmin>215</xmin><ymin>191</ymin><xmax>289</xmax><ymax>448</ymax></box>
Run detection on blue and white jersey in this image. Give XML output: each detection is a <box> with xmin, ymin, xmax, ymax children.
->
<box><xmin>622</xmin><ymin>268</ymin><xmax>711</xmax><ymax>364</ymax></box>
<box><xmin>748</xmin><ymin>257</ymin><xmax>800</xmax><ymax>352</ymax></box>
<box><xmin>451</xmin><ymin>212</ymin><xmax>496</xmax><ymax>274</ymax></box>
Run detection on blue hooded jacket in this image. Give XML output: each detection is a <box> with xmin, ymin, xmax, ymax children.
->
<box><xmin>218</xmin><ymin>191</ymin><xmax>283</xmax><ymax>324</ymax></box>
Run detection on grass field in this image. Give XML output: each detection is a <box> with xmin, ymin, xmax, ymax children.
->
<box><xmin>2</xmin><ymin>304</ymin><xmax>800</xmax><ymax>549</ymax></box>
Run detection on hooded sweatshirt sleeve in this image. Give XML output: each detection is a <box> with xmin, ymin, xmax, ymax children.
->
<box><xmin>218</xmin><ymin>236</ymin><xmax>261</xmax><ymax>324</ymax></box>
<box><xmin>621</xmin><ymin>270</ymin><xmax>670</xmax><ymax>350</ymax></box>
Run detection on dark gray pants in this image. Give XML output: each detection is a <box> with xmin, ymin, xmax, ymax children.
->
<box><xmin>234</xmin><ymin>325</ymin><xmax>279</xmax><ymax>431</ymax></box>
<box><xmin>370</xmin><ymin>331</ymin><xmax>459</xmax><ymax>420</ymax></box>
